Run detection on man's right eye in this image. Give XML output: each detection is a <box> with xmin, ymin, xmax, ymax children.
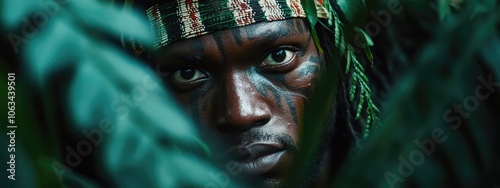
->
<box><xmin>170</xmin><ymin>67</ymin><xmax>207</xmax><ymax>84</ymax></box>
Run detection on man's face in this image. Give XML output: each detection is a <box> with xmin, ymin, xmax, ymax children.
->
<box><xmin>156</xmin><ymin>18</ymin><xmax>328</xmax><ymax>186</ymax></box>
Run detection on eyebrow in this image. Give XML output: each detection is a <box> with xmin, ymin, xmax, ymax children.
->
<box><xmin>158</xmin><ymin>54</ymin><xmax>206</xmax><ymax>70</ymax></box>
<box><xmin>245</xmin><ymin>22</ymin><xmax>302</xmax><ymax>48</ymax></box>
<box><xmin>157</xmin><ymin>42</ymin><xmax>208</xmax><ymax>67</ymax></box>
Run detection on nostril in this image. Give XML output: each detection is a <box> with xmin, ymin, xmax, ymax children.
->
<box><xmin>254</xmin><ymin>118</ymin><xmax>270</xmax><ymax>127</ymax></box>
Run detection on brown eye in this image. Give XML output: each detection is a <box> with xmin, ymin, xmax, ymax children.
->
<box><xmin>262</xmin><ymin>49</ymin><xmax>294</xmax><ymax>66</ymax></box>
<box><xmin>171</xmin><ymin>67</ymin><xmax>206</xmax><ymax>84</ymax></box>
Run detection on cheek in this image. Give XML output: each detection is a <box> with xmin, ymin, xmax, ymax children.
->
<box><xmin>284</xmin><ymin>55</ymin><xmax>322</xmax><ymax>97</ymax></box>
<box><xmin>173</xmin><ymin>89</ymin><xmax>214</xmax><ymax>125</ymax></box>
<box><xmin>253</xmin><ymin>55</ymin><xmax>321</xmax><ymax>127</ymax></box>
<box><xmin>279</xmin><ymin>55</ymin><xmax>322</xmax><ymax>125</ymax></box>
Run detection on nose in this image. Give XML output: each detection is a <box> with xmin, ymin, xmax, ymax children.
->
<box><xmin>215</xmin><ymin>71</ymin><xmax>272</xmax><ymax>132</ymax></box>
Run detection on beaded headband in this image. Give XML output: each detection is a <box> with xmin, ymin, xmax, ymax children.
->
<box><xmin>146</xmin><ymin>0</ymin><xmax>328</xmax><ymax>48</ymax></box>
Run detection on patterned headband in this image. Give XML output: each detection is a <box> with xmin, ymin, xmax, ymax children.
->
<box><xmin>146</xmin><ymin>0</ymin><xmax>329</xmax><ymax>48</ymax></box>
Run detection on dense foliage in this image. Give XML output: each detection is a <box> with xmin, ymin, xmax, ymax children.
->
<box><xmin>1</xmin><ymin>0</ymin><xmax>498</xmax><ymax>187</ymax></box>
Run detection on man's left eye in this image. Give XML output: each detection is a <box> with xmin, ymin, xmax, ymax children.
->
<box><xmin>261</xmin><ymin>49</ymin><xmax>295</xmax><ymax>66</ymax></box>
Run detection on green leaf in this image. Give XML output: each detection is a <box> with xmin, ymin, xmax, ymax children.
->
<box><xmin>302</xmin><ymin>0</ymin><xmax>318</xmax><ymax>27</ymax></box>
<box><xmin>3</xmin><ymin>0</ymin><xmax>229</xmax><ymax>187</ymax></box>
<box><xmin>337</xmin><ymin>0</ymin><xmax>367</xmax><ymax>26</ymax></box>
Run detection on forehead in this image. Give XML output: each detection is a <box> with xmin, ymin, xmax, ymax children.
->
<box><xmin>156</xmin><ymin>18</ymin><xmax>309</xmax><ymax>59</ymax></box>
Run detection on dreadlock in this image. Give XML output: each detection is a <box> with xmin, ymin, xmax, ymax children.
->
<box><xmin>311</xmin><ymin>0</ymin><xmax>377</xmax><ymax>177</ymax></box>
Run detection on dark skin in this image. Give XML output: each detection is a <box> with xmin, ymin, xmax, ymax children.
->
<box><xmin>155</xmin><ymin>18</ymin><xmax>334</xmax><ymax>187</ymax></box>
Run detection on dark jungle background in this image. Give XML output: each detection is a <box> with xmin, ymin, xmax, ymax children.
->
<box><xmin>0</xmin><ymin>0</ymin><xmax>499</xmax><ymax>187</ymax></box>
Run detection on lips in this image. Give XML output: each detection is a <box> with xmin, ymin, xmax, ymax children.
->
<box><xmin>225</xmin><ymin>143</ymin><xmax>287</xmax><ymax>175</ymax></box>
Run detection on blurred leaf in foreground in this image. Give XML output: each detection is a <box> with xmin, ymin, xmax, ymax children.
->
<box><xmin>1</xmin><ymin>0</ymin><xmax>232</xmax><ymax>187</ymax></box>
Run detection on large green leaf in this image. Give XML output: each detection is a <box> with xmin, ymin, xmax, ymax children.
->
<box><xmin>332</xmin><ymin>0</ymin><xmax>500</xmax><ymax>187</ymax></box>
<box><xmin>1</xmin><ymin>0</ymin><xmax>234</xmax><ymax>187</ymax></box>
